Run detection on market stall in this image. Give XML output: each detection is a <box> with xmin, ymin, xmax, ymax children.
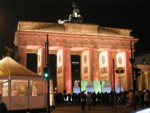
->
<box><xmin>0</xmin><ymin>57</ymin><xmax>54</xmax><ymax>112</ymax></box>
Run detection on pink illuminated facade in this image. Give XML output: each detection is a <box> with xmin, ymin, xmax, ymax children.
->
<box><xmin>14</xmin><ymin>21</ymin><xmax>138</xmax><ymax>94</ymax></box>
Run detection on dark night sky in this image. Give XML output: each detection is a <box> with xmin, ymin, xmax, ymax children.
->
<box><xmin>0</xmin><ymin>0</ymin><xmax>149</xmax><ymax>58</ymax></box>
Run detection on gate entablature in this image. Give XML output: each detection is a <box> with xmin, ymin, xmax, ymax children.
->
<box><xmin>15</xmin><ymin>32</ymin><xmax>137</xmax><ymax>50</ymax></box>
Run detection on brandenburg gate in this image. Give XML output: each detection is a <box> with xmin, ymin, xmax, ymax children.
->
<box><xmin>14</xmin><ymin>21</ymin><xmax>138</xmax><ymax>94</ymax></box>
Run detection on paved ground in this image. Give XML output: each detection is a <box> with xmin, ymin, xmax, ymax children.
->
<box><xmin>50</xmin><ymin>104</ymin><xmax>137</xmax><ymax>113</ymax></box>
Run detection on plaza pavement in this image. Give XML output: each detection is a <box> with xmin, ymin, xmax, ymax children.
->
<box><xmin>50</xmin><ymin>104</ymin><xmax>139</xmax><ymax>113</ymax></box>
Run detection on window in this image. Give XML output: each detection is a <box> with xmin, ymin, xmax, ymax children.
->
<box><xmin>30</xmin><ymin>80</ymin><xmax>45</xmax><ymax>96</ymax></box>
<box><xmin>11</xmin><ymin>80</ymin><xmax>28</xmax><ymax>96</ymax></box>
<box><xmin>0</xmin><ymin>80</ymin><xmax>8</xmax><ymax>96</ymax></box>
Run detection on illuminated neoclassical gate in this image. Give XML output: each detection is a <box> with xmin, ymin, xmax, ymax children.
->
<box><xmin>14</xmin><ymin>21</ymin><xmax>138</xmax><ymax>94</ymax></box>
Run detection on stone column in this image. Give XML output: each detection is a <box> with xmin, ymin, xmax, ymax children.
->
<box><xmin>126</xmin><ymin>50</ymin><xmax>132</xmax><ymax>90</ymax></box>
<box><xmin>146</xmin><ymin>72</ymin><xmax>149</xmax><ymax>89</ymax></box>
<box><xmin>111</xmin><ymin>50</ymin><xmax>117</xmax><ymax>92</ymax></box>
<box><xmin>148</xmin><ymin>71</ymin><xmax>150</xmax><ymax>90</ymax></box>
<box><xmin>91</xmin><ymin>49</ymin><xmax>99</xmax><ymax>80</ymax></box>
<box><xmin>64</xmin><ymin>48</ymin><xmax>72</xmax><ymax>94</ymax></box>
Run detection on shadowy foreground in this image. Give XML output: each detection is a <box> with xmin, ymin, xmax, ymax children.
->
<box><xmin>51</xmin><ymin>104</ymin><xmax>135</xmax><ymax>113</ymax></box>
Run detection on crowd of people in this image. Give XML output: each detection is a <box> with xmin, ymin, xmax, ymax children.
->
<box><xmin>0</xmin><ymin>89</ymin><xmax>150</xmax><ymax>112</ymax></box>
<box><xmin>54</xmin><ymin>89</ymin><xmax>150</xmax><ymax>110</ymax></box>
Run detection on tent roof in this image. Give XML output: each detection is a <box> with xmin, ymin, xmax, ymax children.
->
<box><xmin>0</xmin><ymin>57</ymin><xmax>40</xmax><ymax>76</ymax></box>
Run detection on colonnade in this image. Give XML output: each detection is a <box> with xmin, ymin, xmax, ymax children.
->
<box><xmin>18</xmin><ymin>46</ymin><xmax>132</xmax><ymax>94</ymax></box>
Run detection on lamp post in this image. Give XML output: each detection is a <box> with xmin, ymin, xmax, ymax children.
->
<box><xmin>129</xmin><ymin>41</ymin><xmax>136</xmax><ymax>110</ymax></box>
<box><xmin>44</xmin><ymin>34</ymin><xmax>50</xmax><ymax>113</ymax></box>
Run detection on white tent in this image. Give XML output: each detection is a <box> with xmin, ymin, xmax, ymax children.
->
<box><xmin>0</xmin><ymin>57</ymin><xmax>55</xmax><ymax>111</ymax></box>
<box><xmin>0</xmin><ymin>56</ymin><xmax>39</xmax><ymax>76</ymax></box>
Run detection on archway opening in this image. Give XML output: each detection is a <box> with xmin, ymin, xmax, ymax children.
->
<box><xmin>27</xmin><ymin>53</ymin><xmax>37</xmax><ymax>73</ymax></box>
<box><xmin>71</xmin><ymin>55</ymin><xmax>81</xmax><ymax>94</ymax></box>
<box><xmin>49</xmin><ymin>54</ymin><xmax>57</xmax><ymax>90</ymax></box>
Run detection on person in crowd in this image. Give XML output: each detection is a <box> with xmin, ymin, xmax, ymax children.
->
<box><xmin>86</xmin><ymin>92</ymin><xmax>92</xmax><ymax>110</ymax></box>
<box><xmin>139</xmin><ymin>90</ymin><xmax>144</xmax><ymax>107</ymax></box>
<box><xmin>108</xmin><ymin>91</ymin><xmax>114</xmax><ymax>107</ymax></box>
<box><xmin>126</xmin><ymin>90</ymin><xmax>133</xmax><ymax>107</ymax></box>
<box><xmin>0</xmin><ymin>94</ymin><xmax>8</xmax><ymax>113</ymax></box>
<box><xmin>91</xmin><ymin>92</ymin><xmax>97</xmax><ymax>106</ymax></box>
<box><xmin>80</xmin><ymin>91</ymin><xmax>86</xmax><ymax>111</ymax></box>
<box><xmin>144</xmin><ymin>90</ymin><xmax>149</xmax><ymax>107</ymax></box>
<box><xmin>63</xmin><ymin>91</ymin><xmax>67</xmax><ymax>103</ymax></box>
<box><xmin>68</xmin><ymin>93</ymin><xmax>71</xmax><ymax>103</ymax></box>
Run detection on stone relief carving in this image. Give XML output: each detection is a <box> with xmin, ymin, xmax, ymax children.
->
<box><xmin>18</xmin><ymin>33</ymin><xmax>130</xmax><ymax>50</ymax></box>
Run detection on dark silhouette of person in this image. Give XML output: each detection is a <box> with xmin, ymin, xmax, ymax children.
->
<box><xmin>68</xmin><ymin>93</ymin><xmax>71</xmax><ymax>102</ymax></box>
<box><xmin>0</xmin><ymin>94</ymin><xmax>8</xmax><ymax>113</ymax></box>
<box><xmin>80</xmin><ymin>91</ymin><xmax>86</xmax><ymax>111</ymax></box>
<box><xmin>108</xmin><ymin>91</ymin><xmax>114</xmax><ymax>107</ymax></box>
<box><xmin>86</xmin><ymin>92</ymin><xmax>92</xmax><ymax>110</ymax></box>
<box><xmin>91</xmin><ymin>92</ymin><xmax>97</xmax><ymax>106</ymax></box>
<box><xmin>144</xmin><ymin>90</ymin><xmax>149</xmax><ymax>107</ymax></box>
